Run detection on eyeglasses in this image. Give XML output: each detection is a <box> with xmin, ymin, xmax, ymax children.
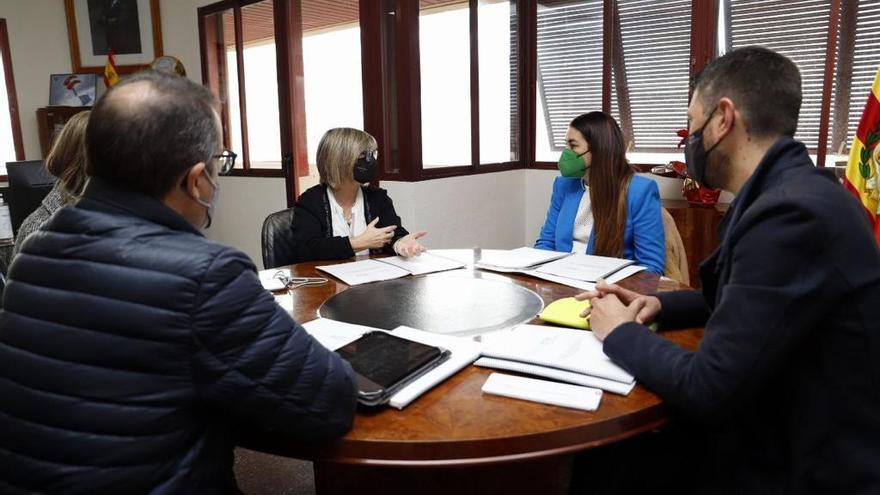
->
<box><xmin>359</xmin><ymin>149</ymin><xmax>378</xmax><ymax>161</ymax></box>
<box><xmin>213</xmin><ymin>150</ymin><xmax>237</xmax><ymax>175</ymax></box>
<box><xmin>273</xmin><ymin>270</ymin><xmax>328</xmax><ymax>290</ymax></box>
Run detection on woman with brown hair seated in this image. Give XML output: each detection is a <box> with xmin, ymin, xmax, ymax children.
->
<box><xmin>535</xmin><ymin>111</ymin><xmax>665</xmax><ymax>274</ymax></box>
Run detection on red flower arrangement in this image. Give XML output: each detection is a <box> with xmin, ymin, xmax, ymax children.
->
<box><xmin>649</xmin><ymin>128</ymin><xmax>721</xmax><ymax>207</ymax></box>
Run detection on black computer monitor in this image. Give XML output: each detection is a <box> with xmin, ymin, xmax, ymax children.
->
<box><xmin>6</xmin><ymin>160</ymin><xmax>54</xmax><ymax>236</ymax></box>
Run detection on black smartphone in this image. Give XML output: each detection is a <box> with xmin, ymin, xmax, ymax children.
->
<box><xmin>336</xmin><ymin>331</ymin><xmax>449</xmax><ymax>406</ymax></box>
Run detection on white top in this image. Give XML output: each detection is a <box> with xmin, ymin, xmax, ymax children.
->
<box><xmin>327</xmin><ymin>187</ymin><xmax>369</xmax><ymax>256</ymax></box>
<box><xmin>571</xmin><ymin>182</ymin><xmax>593</xmax><ymax>254</ymax></box>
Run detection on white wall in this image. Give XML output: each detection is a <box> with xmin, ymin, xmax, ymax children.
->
<box><xmin>383</xmin><ymin>170</ymin><xmax>526</xmax><ymax>250</ymax></box>
<box><xmin>0</xmin><ymin>0</ymin><xmax>75</xmax><ymax>160</ymax></box>
<box><xmin>209</xmin><ymin>176</ymin><xmax>288</xmax><ymax>267</ymax></box>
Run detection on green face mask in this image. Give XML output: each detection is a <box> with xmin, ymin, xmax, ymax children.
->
<box><xmin>558</xmin><ymin>148</ymin><xmax>589</xmax><ymax>178</ymax></box>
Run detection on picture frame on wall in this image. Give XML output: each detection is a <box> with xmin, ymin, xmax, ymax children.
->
<box><xmin>49</xmin><ymin>73</ymin><xmax>97</xmax><ymax>107</ymax></box>
<box><xmin>64</xmin><ymin>0</ymin><xmax>163</xmax><ymax>74</ymax></box>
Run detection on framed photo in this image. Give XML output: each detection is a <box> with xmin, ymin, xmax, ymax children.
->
<box><xmin>49</xmin><ymin>74</ymin><xmax>97</xmax><ymax>107</ymax></box>
<box><xmin>64</xmin><ymin>0</ymin><xmax>163</xmax><ymax>74</ymax></box>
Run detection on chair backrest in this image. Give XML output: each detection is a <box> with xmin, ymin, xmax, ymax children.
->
<box><xmin>6</xmin><ymin>160</ymin><xmax>54</xmax><ymax>235</ymax></box>
<box><xmin>661</xmin><ymin>207</ymin><xmax>690</xmax><ymax>286</ymax></box>
<box><xmin>261</xmin><ymin>207</ymin><xmax>297</xmax><ymax>269</ymax></box>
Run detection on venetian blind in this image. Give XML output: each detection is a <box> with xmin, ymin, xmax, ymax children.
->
<box><xmin>728</xmin><ymin>0</ymin><xmax>832</xmax><ymax>150</ymax></box>
<box><xmin>537</xmin><ymin>1</ymin><xmax>604</xmax><ymax>150</ymax></box>
<box><xmin>615</xmin><ymin>0</ymin><xmax>692</xmax><ymax>150</ymax></box>
<box><xmin>536</xmin><ymin>0</ymin><xmax>691</xmax><ymax>151</ymax></box>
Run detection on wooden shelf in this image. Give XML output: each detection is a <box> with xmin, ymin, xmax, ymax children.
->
<box><xmin>35</xmin><ymin>106</ymin><xmax>91</xmax><ymax>158</ymax></box>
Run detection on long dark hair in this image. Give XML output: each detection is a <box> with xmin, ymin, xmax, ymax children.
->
<box><xmin>569</xmin><ymin>112</ymin><xmax>633</xmax><ymax>258</ymax></box>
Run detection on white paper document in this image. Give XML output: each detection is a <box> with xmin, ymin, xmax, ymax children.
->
<box><xmin>481</xmin><ymin>373</ymin><xmax>603</xmax><ymax>411</ymax></box>
<box><xmin>476</xmin><ymin>247</ymin><xmax>570</xmax><ymax>270</ymax></box>
<box><xmin>377</xmin><ymin>253</ymin><xmax>465</xmax><ymax>276</ymax></box>
<box><xmin>301</xmin><ymin>318</ymin><xmax>374</xmax><ymax>351</ymax></box>
<box><xmin>387</xmin><ymin>326</ymin><xmax>482</xmax><ymax>409</ymax></box>
<box><xmin>480</xmin><ymin>324</ymin><xmax>635</xmax><ymax>384</ymax></box>
<box><xmin>535</xmin><ymin>254</ymin><xmax>635</xmax><ymax>282</ymax></box>
<box><xmin>316</xmin><ymin>259</ymin><xmax>411</xmax><ymax>286</ymax></box>
<box><xmin>474</xmin><ymin>357</ymin><xmax>635</xmax><ymax>395</ymax></box>
<box><xmin>426</xmin><ymin>249</ymin><xmax>480</xmax><ymax>265</ymax></box>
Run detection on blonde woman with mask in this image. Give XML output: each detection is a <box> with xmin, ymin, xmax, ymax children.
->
<box><xmin>288</xmin><ymin>127</ymin><xmax>427</xmax><ymax>263</ymax></box>
<box><xmin>13</xmin><ymin>111</ymin><xmax>90</xmax><ymax>255</ymax></box>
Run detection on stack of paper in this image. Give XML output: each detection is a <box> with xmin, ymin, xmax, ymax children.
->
<box><xmin>534</xmin><ymin>253</ymin><xmax>635</xmax><ymax>282</ymax></box>
<box><xmin>469</xmin><ymin>247</ymin><xmax>645</xmax><ymax>290</ymax></box>
<box><xmin>300</xmin><ymin>319</ymin><xmax>481</xmax><ymax>409</ymax></box>
<box><xmin>316</xmin><ymin>253</ymin><xmax>465</xmax><ymax>285</ymax></box>
<box><xmin>476</xmin><ymin>247</ymin><xmax>570</xmax><ymax>271</ymax></box>
<box><xmin>521</xmin><ymin>264</ymin><xmax>646</xmax><ymax>291</ymax></box>
<box><xmin>475</xmin><ymin>324</ymin><xmax>636</xmax><ymax>395</ymax></box>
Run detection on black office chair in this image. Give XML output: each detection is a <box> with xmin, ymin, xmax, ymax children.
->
<box><xmin>261</xmin><ymin>207</ymin><xmax>297</xmax><ymax>269</ymax></box>
<box><xmin>6</xmin><ymin>160</ymin><xmax>54</xmax><ymax>236</ymax></box>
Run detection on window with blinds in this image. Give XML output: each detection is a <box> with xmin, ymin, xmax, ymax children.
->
<box><xmin>727</xmin><ymin>0</ymin><xmax>832</xmax><ymax>150</ymax></box>
<box><xmin>536</xmin><ymin>0</ymin><xmax>604</xmax><ymax>154</ymax></box>
<box><xmin>536</xmin><ymin>0</ymin><xmax>691</xmax><ymax>157</ymax></box>
<box><xmin>615</xmin><ymin>0</ymin><xmax>691</xmax><ymax>151</ymax></box>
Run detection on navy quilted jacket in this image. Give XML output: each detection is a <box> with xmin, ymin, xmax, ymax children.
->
<box><xmin>0</xmin><ymin>178</ymin><xmax>357</xmax><ymax>494</ymax></box>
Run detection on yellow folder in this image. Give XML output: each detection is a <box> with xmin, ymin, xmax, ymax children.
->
<box><xmin>539</xmin><ymin>296</ymin><xmax>659</xmax><ymax>331</ymax></box>
<box><xmin>539</xmin><ymin>297</ymin><xmax>591</xmax><ymax>329</ymax></box>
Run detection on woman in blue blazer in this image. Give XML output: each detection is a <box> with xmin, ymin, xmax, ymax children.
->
<box><xmin>535</xmin><ymin>112</ymin><xmax>665</xmax><ymax>274</ymax></box>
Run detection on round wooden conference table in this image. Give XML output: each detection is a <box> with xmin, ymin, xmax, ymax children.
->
<box><xmin>242</xmin><ymin>255</ymin><xmax>703</xmax><ymax>495</ymax></box>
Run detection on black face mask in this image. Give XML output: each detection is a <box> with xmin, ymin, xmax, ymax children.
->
<box><xmin>353</xmin><ymin>154</ymin><xmax>378</xmax><ymax>183</ymax></box>
<box><xmin>684</xmin><ymin>105</ymin><xmax>724</xmax><ymax>188</ymax></box>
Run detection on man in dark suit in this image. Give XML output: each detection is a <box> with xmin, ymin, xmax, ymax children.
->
<box><xmin>581</xmin><ymin>46</ymin><xmax>880</xmax><ymax>494</ymax></box>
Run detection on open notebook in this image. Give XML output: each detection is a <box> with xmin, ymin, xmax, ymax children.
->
<box><xmin>316</xmin><ymin>254</ymin><xmax>465</xmax><ymax>286</ymax></box>
<box><xmin>468</xmin><ymin>247</ymin><xmax>645</xmax><ymax>291</ymax></box>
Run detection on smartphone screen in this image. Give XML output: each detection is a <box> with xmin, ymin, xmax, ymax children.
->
<box><xmin>336</xmin><ymin>332</ymin><xmax>443</xmax><ymax>390</ymax></box>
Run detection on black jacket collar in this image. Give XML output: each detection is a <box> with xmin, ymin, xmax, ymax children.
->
<box><xmin>78</xmin><ymin>177</ymin><xmax>203</xmax><ymax>237</ymax></box>
<box><xmin>717</xmin><ymin>136</ymin><xmax>815</xmax><ymax>244</ymax></box>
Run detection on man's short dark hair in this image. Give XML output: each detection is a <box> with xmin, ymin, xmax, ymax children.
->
<box><xmin>693</xmin><ymin>46</ymin><xmax>802</xmax><ymax>139</ymax></box>
<box><xmin>86</xmin><ymin>70</ymin><xmax>219</xmax><ymax>198</ymax></box>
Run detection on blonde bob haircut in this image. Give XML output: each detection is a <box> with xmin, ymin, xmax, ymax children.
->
<box><xmin>316</xmin><ymin>127</ymin><xmax>377</xmax><ymax>189</ymax></box>
<box><xmin>46</xmin><ymin>110</ymin><xmax>91</xmax><ymax>200</ymax></box>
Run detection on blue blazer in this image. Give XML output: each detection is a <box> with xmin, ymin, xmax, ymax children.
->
<box><xmin>534</xmin><ymin>175</ymin><xmax>665</xmax><ymax>274</ymax></box>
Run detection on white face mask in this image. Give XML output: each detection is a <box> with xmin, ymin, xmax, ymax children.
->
<box><xmin>193</xmin><ymin>168</ymin><xmax>220</xmax><ymax>229</ymax></box>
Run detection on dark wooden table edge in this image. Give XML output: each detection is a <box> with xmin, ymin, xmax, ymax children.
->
<box><xmin>310</xmin><ymin>417</ymin><xmax>668</xmax><ymax>468</ymax></box>
<box><xmin>239</xmin><ymin>405</ymin><xmax>669</xmax><ymax>467</ymax></box>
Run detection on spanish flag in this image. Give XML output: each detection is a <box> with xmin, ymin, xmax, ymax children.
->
<box><xmin>104</xmin><ymin>47</ymin><xmax>120</xmax><ymax>88</ymax></box>
<box><xmin>843</xmin><ymin>66</ymin><xmax>880</xmax><ymax>245</ymax></box>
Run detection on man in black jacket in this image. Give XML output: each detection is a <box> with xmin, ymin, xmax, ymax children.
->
<box><xmin>582</xmin><ymin>47</ymin><xmax>880</xmax><ymax>493</ymax></box>
<box><xmin>0</xmin><ymin>71</ymin><xmax>358</xmax><ymax>493</ymax></box>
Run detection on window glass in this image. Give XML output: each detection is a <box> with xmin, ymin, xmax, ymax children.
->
<box><xmin>302</xmin><ymin>1</ymin><xmax>364</xmax><ymax>169</ymax></box>
<box><xmin>478</xmin><ymin>0</ymin><xmax>517</xmax><ymax>164</ymax></box>
<box><xmin>420</xmin><ymin>1</ymin><xmax>472</xmax><ymax>168</ymax></box>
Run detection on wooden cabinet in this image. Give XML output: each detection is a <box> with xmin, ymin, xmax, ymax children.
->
<box><xmin>662</xmin><ymin>200</ymin><xmax>728</xmax><ymax>288</ymax></box>
<box><xmin>35</xmin><ymin>106</ymin><xmax>91</xmax><ymax>157</ymax></box>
